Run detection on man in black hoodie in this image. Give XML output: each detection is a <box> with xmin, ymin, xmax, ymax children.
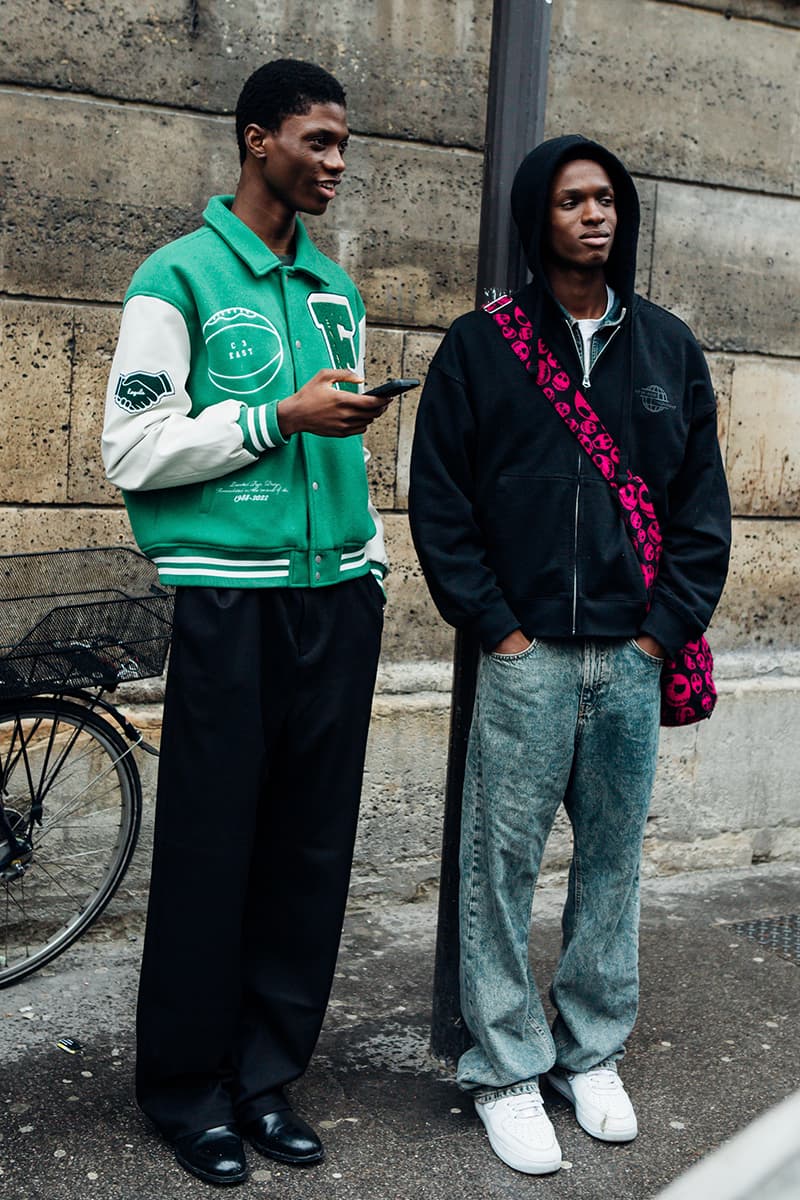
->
<box><xmin>409</xmin><ymin>137</ymin><xmax>730</xmax><ymax>1175</ymax></box>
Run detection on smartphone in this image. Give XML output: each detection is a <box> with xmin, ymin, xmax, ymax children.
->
<box><xmin>364</xmin><ymin>378</ymin><xmax>420</xmax><ymax>399</ymax></box>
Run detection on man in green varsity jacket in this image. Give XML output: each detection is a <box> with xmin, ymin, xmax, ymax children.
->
<box><xmin>102</xmin><ymin>59</ymin><xmax>391</xmax><ymax>1187</ymax></box>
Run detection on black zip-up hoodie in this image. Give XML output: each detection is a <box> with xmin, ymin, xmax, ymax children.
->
<box><xmin>409</xmin><ymin>136</ymin><xmax>731</xmax><ymax>657</ymax></box>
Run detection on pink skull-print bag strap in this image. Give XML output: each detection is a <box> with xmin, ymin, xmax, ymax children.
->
<box><xmin>482</xmin><ymin>294</ymin><xmax>716</xmax><ymax>727</ymax></box>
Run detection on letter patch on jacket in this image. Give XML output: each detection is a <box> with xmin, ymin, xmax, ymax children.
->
<box><xmin>203</xmin><ymin>307</ymin><xmax>284</xmax><ymax>394</ymax></box>
<box><xmin>307</xmin><ymin>294</ymin><xmax>358</xmax><ymax>372</ymax></box>
<box><xmin>114</xmin><ymin>370</ymin><xmax>175</xmax><ymax>413</ymax></box>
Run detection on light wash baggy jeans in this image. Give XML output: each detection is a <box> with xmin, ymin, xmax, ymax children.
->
<box><xmin>457</xmin><ymin>637</ymin><xmax>662</xmax><ymax>1096</ymax></box>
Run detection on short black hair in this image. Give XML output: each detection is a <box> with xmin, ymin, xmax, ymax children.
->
<box><xmin>235</xmin><ymin>59</ymin><xmax>346</xmax><ymax>163</ymax></box>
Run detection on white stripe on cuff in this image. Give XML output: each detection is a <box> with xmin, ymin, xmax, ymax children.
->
<box><xmin>258</xmin><ymin>404</ymin><xmax>274</xmax><ymax>449</ymax></box>
<box><xmin>246</xmin><ymin>407</ymin><xmax>266</xmax><ymax>453</ymax></box>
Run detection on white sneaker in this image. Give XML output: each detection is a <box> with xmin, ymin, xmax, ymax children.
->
<box><xmin>546</xmin><ymin>1060</ymin><xmax>638</xmax><ymax>1142</ymax></box>
<box><xmin>474</xmin><ymin>1084</ymin><xmax>562</xmax><ymax>1174</ymax></box>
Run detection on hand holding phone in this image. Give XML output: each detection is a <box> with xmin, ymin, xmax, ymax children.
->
<box><xmin>364</xmin><ymin>378</ymin><xmax>420</xmax><ymax>399</ymax></box>
<box><xmin>278</xmin><ymin>370</ymin><xmax>416</xmax><ymax>438</ymax></box>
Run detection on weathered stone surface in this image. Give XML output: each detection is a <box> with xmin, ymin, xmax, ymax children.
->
<box><xmin>711</xmin><ymin>519</ymin><xmax>800</xmax><ymax>651</ymax></box>
<box><xmin>307</xmin><ymin>138</ymin><xmax>482</xmax><ymax>328</ymax></box>
<box><xmin>70</xmin><ymin>305</ymin><xmax>123</xmax><ymax>505</ymax></box>
<box><xmin>547</xmin><ymin>0</ymin><xmax>799</xmax><ymax>194</ymax></box>
<box><xmin>363</xmin><ymin>327</ymin><xmax>403</xmax><ymax>510</ymax></box>
<box><xmin>0</xmin><ymin>302</ymin><xmax>72</xmax><ymax>505</ymax></box>
<box><xmin>355</xmin><ymin>691</ymin><xmax>450</xmax><ymax>900</ymax></box>
<box><xmin>652</xmin><ymin>678</ymin><xmax>800</xmax><ymax>841</ymax></box>
<box><xmin>1</xmin><ymin>0</ymin><xmax>797</xmax><ymax>899</ymax></box>
<box><xmin>2</xmin><ymin>91</ymin><xmax>482</xmax><ymax>329</ymax></box>
<box><xmin>662</xmin><ymin>0</ymin><xmax>800</xmax><ymax>27</ymax></box>
<box><xmin>634</xmin><ymin>179</ymin><xmax>657</xmax><ymax>298</ymax></box>
<box><xmin>642</xmin><ymin>832</ymin><xmax>755</xmax><ymax>875</ymax></box>
<box><xmin>0</xmin><ymin>0</ymin><xmax>492</xmax><ymax>148</ymax></box>
<box><xmin>0</xmin><ymin>505</ymin><xmax>131</xmax><ymax>553</ymax></box>
<box><xmin>0</xmin><ymin>90</ymin><xmax>235</xmax><ymax>303</ymax></box>
<box><xmin>107</xmin><ymin>657</ymin><xmax>800</xmax><ymax>901</ymax></box>
<box><xmin>725</xmin><ymin>358</ymin><xmax>800</xmax><ymax>518</ymax></box>
<box><xmin>396</xmin><ymin>332</ymin><xmax>444</xmax><ymax>510</ymax></box>
<box><xmin>707</xmin><ymin>353</ymin><xmax>735</xmax><ymax>462</ymax></box>
<box><xmin>382</xmin><ymin>513</ymin><xmax>453</xmax><ymax>663</ymax></box>
<box><xmin>649</xmin><ymin>182</ymin><xmax>798</xmax><ymax>356</ymax></box>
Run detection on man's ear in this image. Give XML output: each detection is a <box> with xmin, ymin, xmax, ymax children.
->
<box><xmin>243</xmin><ymin>124</ymin><xmax>269</xmax><ymax>161</ymax></box>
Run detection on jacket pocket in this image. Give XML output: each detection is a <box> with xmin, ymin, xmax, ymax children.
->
<box><xmin>488</xmin><ymin>638</ymin><xmax>538</xmax><ymax>663</ymax></box>
<box><xmin>484</xmin><ymin>475</ymin><xmax>574</xmax><ymax>600</ymax></box>
<box><xmin>579</xmin><ymin>477</ymin><xmax>649</xmax><ymax>604</ymax></box>
<box><xmin>627</xmin><ymin>638</ymin><xmax>665</xmax><ymax>667</ymax></box>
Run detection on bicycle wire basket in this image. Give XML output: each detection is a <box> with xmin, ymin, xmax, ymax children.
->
<box><xmin>0</xmin><ymin>547</ymin><xmax>174</xmax><ymax>698</ymax></box>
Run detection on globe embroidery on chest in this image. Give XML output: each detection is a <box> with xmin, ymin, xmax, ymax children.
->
<box><xmin>637</xmin><ymin>384</ymin><xmax>675</xmax><ymax>413</ymax></box>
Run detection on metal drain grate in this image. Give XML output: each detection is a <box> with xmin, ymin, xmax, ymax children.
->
<box><xmin>732</xmin><ymin>915</ymin><xmax>800</xmax><ymax>965</ymax></box>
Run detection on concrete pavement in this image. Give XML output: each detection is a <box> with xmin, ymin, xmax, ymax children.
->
<box><xmin>1</xmin><ymin>863</ymin><xmax>798</xmax><ymax>1200</ymax></box>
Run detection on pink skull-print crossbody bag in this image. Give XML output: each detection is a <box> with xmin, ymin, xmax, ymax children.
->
<box><xmin>483</xmin><ymin>294</ymin><xmax>716</xmax><ymax>727</ymax></box>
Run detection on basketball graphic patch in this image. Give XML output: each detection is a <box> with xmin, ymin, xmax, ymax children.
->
<box><xmin>114</xmin><ymin>370</ymin><xmax>175</xmax><ymax>413</ymax></box>
<box><xmin>203</xmin><ymin>307</ymin><xmax>284</xmax><ymax>395</ymax></box>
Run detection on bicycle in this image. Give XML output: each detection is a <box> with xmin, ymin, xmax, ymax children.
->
<box><xmin>0</xmin><ymin>547</ymin><xmax>173</xmax><ymax>988</ymax></box>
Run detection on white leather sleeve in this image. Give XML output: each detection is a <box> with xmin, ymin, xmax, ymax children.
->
<box><xmin>102</xmin><ymin>296</ymin><xmax>257</xmax><ymax>492</ymax></box>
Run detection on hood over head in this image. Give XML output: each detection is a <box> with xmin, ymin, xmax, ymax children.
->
<box><xmin>510</xmin><ymin>135</ymin><xmax>640</xmax><ymax>303</ymax></box>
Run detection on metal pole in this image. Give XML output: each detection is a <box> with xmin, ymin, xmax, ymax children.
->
<box><xmin>430</xmin><ymin>0</ymin><xmax>553</xmax><ymax>1064</ymax></box>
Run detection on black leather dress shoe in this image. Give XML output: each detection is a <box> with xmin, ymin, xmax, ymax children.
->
<box><xmin>172</xmin><ymin>1125</ymin><xmax>249</xmax><ymax>1186</ymax></box>
<box><xmin>242</xmin><ymin>1108</ymin><xmax>324</xmax><ymax>1166</ymax></box>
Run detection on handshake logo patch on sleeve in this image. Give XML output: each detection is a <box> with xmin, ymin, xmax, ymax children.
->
<box><xmin>114</xmin><ymin>370</ymin><xmax>175</xmax><ymax>413</ymax></box>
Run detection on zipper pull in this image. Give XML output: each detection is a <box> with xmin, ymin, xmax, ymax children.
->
<box><xmin>582</xmin><ymin>374</ymin><xmax>591</xmax><ymax>390</ymax></box>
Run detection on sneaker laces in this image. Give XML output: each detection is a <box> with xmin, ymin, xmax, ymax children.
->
<box><xmin>585</xmin><ymin>1061</ymin><xmax>623</xmax><ymax>1092</ymax></box>
<box><xmin>506</xmin><ymin>1091</ymin><xmax>546</xmax><ymax>1120</ymax></box>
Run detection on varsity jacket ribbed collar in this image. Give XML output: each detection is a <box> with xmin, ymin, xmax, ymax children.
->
<box><xmin>202</xmin><ymin>195</ymin><xmax>331</xmax><ymax>284</ymax></box>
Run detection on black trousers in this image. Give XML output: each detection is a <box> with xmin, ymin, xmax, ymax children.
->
<box><xmin>135</xmin><ymin>575</ymin><xmax>383</xmax><ymax>1138</ymax></box>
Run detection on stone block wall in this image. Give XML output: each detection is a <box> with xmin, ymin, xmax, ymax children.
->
<box><xmin>1</xmin><ymin>0</ymin><xmax>798</xmax><ymax>892</ymax></box>
<box><xmin>2</xmin><ymin>0</ymin><xmax>797</xmax><ymax>656</ymax></box>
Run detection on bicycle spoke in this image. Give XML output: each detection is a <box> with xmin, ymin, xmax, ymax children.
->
<box><xmin>5</xmin><ymin>708</ymin><xmax>107</xmax><ymax>810</ymax></box>
<box><xmin>31</xmin><ymin>859</ymin><xmax>87</xmax><ymax>910</ymax></box>
<box><xmin>1</xmin><ymin>699</ymin><xmax>141</xmax><ymax>984</ymax></box>
<box><xmin>37</xmin><ymin>847</ymin><xmax>120</xmax><ymax>863</ymax></box>
<box><xmin>8</xmin><ymin>705</ymin><xmax>66</xmax><ymax>818</ymax></box>
<box><xmin>2</xmin><ymin>882</ymin><xmax>27</xmax><ymax>917</ymax></box>
<box><xmin>19</xmin><ymin>726</ymin><xmax>101</xmax><ymax>803</ymax></box>
<box><xmin>34</xmin><ymin>851</ymin><xmax>121</xmax><ymax>893</ymax></box>
<box><xmin>39</xmin><ymin>725</ymin><xmax>107</xmax><ymax>797</ymax></box>
<box><xmin>1</xmin><ymin>714</ymin><xmax>40</xmax><ymax>795</ymax></box>
<box><xmin>37</xmin><ymin>701</ymin><xmax>106</xmax><ymax>806</ymax></box>
<box><xmin>24</xmin><ymin>767</ymin><xmax>125</xmax><ymax>825</ymax></box>
<box><xmin>36</xmin><ymin>750</ymin><xmax>133</xmax><ymax>834</ymax></box>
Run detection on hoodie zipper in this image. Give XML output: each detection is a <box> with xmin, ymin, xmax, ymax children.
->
<box><xmin>567</xmin><ymin>317</ymin><xmax>624</xmax><ymax>634</ymax></box>
<box><xmin>574</xmin><ymin>317</ymin><xmax>624</xmax><ymax>390</ymax></box>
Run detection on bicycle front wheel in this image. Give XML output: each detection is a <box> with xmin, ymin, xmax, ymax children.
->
<box><xmin>0</xmin><ymin>697</ymin><xmax>142</xmax><ymax>987</ymax></box>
